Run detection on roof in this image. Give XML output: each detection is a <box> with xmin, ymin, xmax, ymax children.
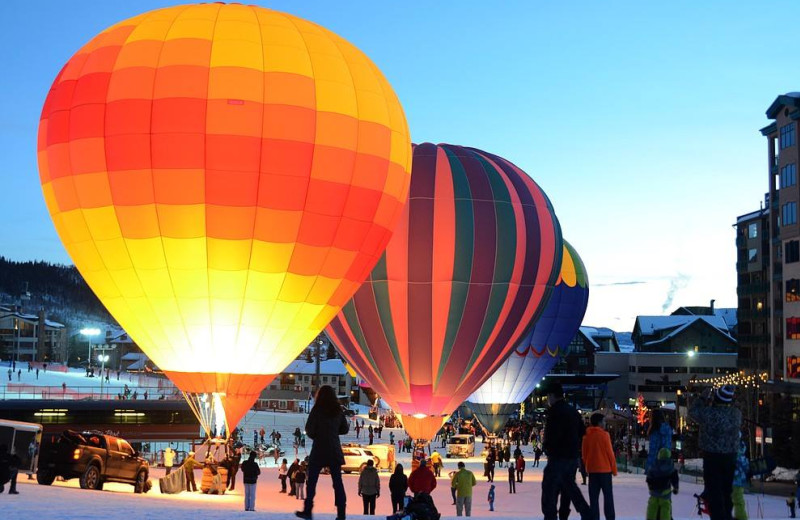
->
<box><xmin>640</xmin><ymin>316</ymin><xmax>736</xmax><ymax>347</ymax></box>
<box><xmin>636</xmin><ymin>314</ymin><xmax>729</xmax><ymax>334</ymax></box>
<box><xmin>714</xmin><ymin>308</ymin><xmax>738</xmax><ymax>329</ymax></box>
<box><xmin>282</xmin><ymin>358</ymin><xmax>348</xmax><ymax>376</ymax></box>
<box><xmin>0</xmin><ymin>312</ymin><xmax>65</xmax><ymax>328</ymax></box>
<box><xmin>578</xmin><ymin>326</ymin><xmax>619</xmax><ymax>352</ymax></box>
<box><xmin>126</xmin><ymin>359</ymin><xmax>147</xmax><ymax>370</ymax></box>
<box><xmin>766</xmin><ymin>92</ymin><xmax>800</xmax><ymax>119</ymax></box>
<box><xmin>121</xmin><ymin>352</ymin><xmax>146</xmax><ymax>361</ymax></box>
<box><xmin>736</xmin><ymin>207</ymin><xmax>768</xmax><ymax>224</ymax></box>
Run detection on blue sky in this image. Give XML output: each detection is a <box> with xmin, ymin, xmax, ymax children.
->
<box><xmin>1</xmin><ymin>1</ymin><xmax>796</xmax><ymax>331</ymax></box>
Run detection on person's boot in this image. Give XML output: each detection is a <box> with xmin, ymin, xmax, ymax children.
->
<box><xmin>335</xmin><ymin>505</ymin><xmax>346</xmax><ymax>520</ymax></box>
<box><xmin>294</xmin><ymin>511</ymin><xmax>312</xmax><ymax>520</ymax></box>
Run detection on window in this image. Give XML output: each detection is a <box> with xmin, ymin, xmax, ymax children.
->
<box><xmin>748</xmin><ymin>248</ymin><xmax>758</xmax><ymax>263</ymax></box>
<box><xmin>786</xmin><ymin>317</ymin><xmax>800</xmax><ymax>340</ymax></box>
<box><xmin>787</xmin><ymin>240</ymin><xmax>800</xmax><ymax>264</ymax></box>
<box><xmin>782</xmin><ymin>202</ymin><xmax>797</xmax><ymax>226</ymax></box>
<box><xmin>629</xmin><ymin>366</ymin><xmax>636</xmax><ymax>372</ymax></box>
<box><xmin>638</xmin><ymin>385</ymin><xmax>661</xmax><ymax>393</ymax></box>
<box><xmin>781</xmin><ymin>123</ymin><xmax>796</xmax><ymax>149</ymax></box>
<box><xmin>787</xmin><ymin>279</ymin><xmax>800</xmax><ymax>302</ymax></box>
<box><xmin>748</xmin><ymin>223</ymin><xmax>758</xmax><ymax>238</ymax></box>
<box><xmin>663</xmin><ymin>366</ymin><xmax>688</xmax><ymax>374</ymax></box>
<box><xmin>781</xmin><ymin>164</ymin><xmax>798</xmax><ymax>188</ymax></box>
<box><xmin>628</xmin><ymin>385</ymin><xmax>636</xmax><ymax>391</ymax></box>
<box><xmin>638</xmin><ymin>366</ymin><xmax>662</xmax><ymax>373</ymax></box>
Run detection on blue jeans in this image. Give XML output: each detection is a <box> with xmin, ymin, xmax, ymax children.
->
<box><xmin>304</xmin><ymin>462</ymin><xmax>346</xmax><ymax>519</ymax></box>
<box><xmin>542</xmin><ymin>458</ymin><xmax>590</xmax><ymax>520</ymax></box>
<box><xmin>588</xmin><ymin>472</ymin><xmax>614</xmax><ymax>520</ymax></box>
<box><xmin>244</xmin><ymin>483</ymin><xmax>257</xmax><ymax>511</ymax></box>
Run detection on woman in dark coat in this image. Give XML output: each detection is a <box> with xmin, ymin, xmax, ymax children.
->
<box><xmin>389</xmin><ymin>463</ymin><xmax>409</xmax><ymax>513</ymax></box>
<box><xmin>296</xmin><ymin>385</ymin><xmax>349</xmax><ymax>520</ymax></box>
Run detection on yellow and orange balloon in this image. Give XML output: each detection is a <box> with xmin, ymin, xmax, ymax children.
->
<box><xmin>37</xmin><ymin>3</ymin><xmax>411</xmax><ymax>433</ymax></box>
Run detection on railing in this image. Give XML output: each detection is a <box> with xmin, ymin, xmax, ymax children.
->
<box><xmin>0</xmin><ymin>384</ymin><xmax>182</xmax><ymax>401</ymax></box>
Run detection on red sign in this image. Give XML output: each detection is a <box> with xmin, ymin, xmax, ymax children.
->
<box><xmin>787</xmin><ymin>356</ymin><xmax>800</xmax><ymax>379</ymax></box>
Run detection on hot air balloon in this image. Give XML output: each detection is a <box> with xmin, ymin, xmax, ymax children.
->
<box><xmin>467</xmin><ymin>240</ymin><xmax>589</xmax><ymax>433</ymax></box>
<box><xmin>37</xmin><ymin>3</ymin><xmax>412</xmax><ymax>436</ymax></box>
<box><xmin>326</xmin><ymin>143</ymin><xmax>562</xmax><ymax>440</ymax></box>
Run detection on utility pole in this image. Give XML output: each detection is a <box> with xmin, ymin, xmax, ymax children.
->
<box><xmin>314</xmin><ymin>336</ymin><xmax>323</xmax><ymax>395</ymax></box>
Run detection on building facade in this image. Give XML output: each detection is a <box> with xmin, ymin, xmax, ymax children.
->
<box><xmin>762</xmin><ymin>93</ymin><xmax>800</xmax><ymax>382</ymax></box>
<box><xmin>0</xmin><ymin>307</ymin><xmax>67</xmax><ymax>362</ymax></box>
<box><xmin>735</xmin><ymin>202</ymin><xmax>771</xmax><ymax>372</ymax></box>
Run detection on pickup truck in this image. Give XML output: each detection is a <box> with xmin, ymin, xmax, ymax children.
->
<box><xmin>36</xmin><ymin>430</ymin><xmax>150</xmax><ymax>493</ymax></box>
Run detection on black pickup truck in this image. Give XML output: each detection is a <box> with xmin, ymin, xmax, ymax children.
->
<box><xmin>37</xmin><ymin>430</ymin><xmax>150</xmax><ymax>493</ymax></box>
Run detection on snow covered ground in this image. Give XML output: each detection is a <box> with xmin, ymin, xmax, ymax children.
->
<box><xmin>0</xmin><ymin>365</ymin><xmax>795</xmax><ymax>518</ymax></box>
<box><xmin>3</xmin><ymin>431</ymin><xmax>793</xmax><ymax>520</ymax></box>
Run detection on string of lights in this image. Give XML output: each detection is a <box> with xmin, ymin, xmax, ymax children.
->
<box><xmin>689</xmin><ymin>370</ymin><xmax>769</xmax><ymax>389</ymax></box>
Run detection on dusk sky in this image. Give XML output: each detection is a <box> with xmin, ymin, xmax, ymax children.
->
<box><xmin>3</xmin><ymin>1</ymin><xmax>799</xmax><ymax>332</ymax></box>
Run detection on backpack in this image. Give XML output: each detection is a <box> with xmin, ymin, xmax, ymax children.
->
<box><xmin>404</xmin><ymin>492</ymin><xmax>441</xmax><ymax>520</ymax></box>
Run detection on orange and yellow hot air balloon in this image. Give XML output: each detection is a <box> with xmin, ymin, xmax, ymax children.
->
<box><xmin>37</xmin><ymin>3</ymin><xmax>411</xmax><ymax>436</ymax></box>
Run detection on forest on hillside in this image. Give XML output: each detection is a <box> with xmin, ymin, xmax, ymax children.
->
<box><xmin>0</xmin><ymin>256</ymin><xmax>111</xmax><ymax>322</ymax></box>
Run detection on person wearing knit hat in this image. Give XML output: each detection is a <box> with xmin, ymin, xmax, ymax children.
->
<box><xmin>688</xmin><ymin>385</ymin><xmax>742</xmax><ymax>520</ymax></box>
<box><xmin>715</xmin><ymin>384</ymin><xmax>736</xmax><ymax>403</ymax></box>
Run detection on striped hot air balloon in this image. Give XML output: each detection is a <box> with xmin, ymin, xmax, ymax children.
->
<box><xmin>468</xmin><ymin>240</ymin><xmax>589</xmax><ymax>433</ymax></box>
<box><xmin>326</xmin><ymin>143</ymin><xmax>562</xmax><ymax>440</ymax></box>
<box><xmin>37</xmin><ymin>3</ymin><xmax>412</xmax><ymax>436</ymax></box>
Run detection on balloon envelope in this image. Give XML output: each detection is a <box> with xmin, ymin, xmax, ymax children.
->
<box><xmin>38</xmin><ymin>3</ymin><xmax>411</xmax><ymax>431</ymax></box>
<box><xmin>468</xmin><ymin>241</ymin><xmax>589</xmax><ymax>432</ymax></box>
<box><xmin>326</xmin><ymin>143</ymin><xmax>562</xmax><ymax>440</ymax></box>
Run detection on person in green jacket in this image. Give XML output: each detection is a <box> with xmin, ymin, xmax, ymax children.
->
<box><xmin>452</xmin><ymin>461</ymin><xmax>477</xmax><ymax>517</ymax></box>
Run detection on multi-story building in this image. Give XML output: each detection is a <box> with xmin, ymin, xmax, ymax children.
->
<box><xmin>632</xmin><ymin>311</ymin><xmax>737</xmax><ymax>354</ymax></box>
<box><xmin>550</xmin><ymin>326</ymin><xmax>622</xmax><ymax>375</ymax></box>
<box><xmin>761</xmin><ymin>93</ymin><xmax>800</xmax><ymax>383</ymax></box>
<box><xmin>0</xmin><ymin>307</ymin><xmax>67</xmax><ymax>362</ymax></box>
<box><xmin>735</xmin><ymin>200</ymin><xmax>771</xmax><ymax>372</ymax></box>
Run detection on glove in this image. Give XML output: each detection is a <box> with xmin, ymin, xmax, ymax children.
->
<box><xmin>673</xmin><ymin>488</ymin><xmax>679</xmax><ymax>495</ymax></box>
<box><xmin>358</xmin><ymin>491</ymin><xmax>362</xmax><ymax>497</ymax></box>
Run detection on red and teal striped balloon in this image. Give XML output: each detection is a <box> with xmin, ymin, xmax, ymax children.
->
<box><xmin>326</xmin><ymin>142</ymin><xmax>562</xmax><ymax>440</ymax></box>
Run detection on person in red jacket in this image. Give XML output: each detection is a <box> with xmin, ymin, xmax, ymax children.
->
<box><xmin>582</xmin><ymin>413</ymin><xmax>618</xmax><ymax>520</ymax></box>
<box><xmin>408</xmin><ymin>459</ymin><xmax>437</xmax><ymax>495</ymax></box>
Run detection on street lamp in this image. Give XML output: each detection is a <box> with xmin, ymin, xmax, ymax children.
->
<box><xmin>80</xmin><ymin>328</ymin><xmax>100</xmax><ymax>373</ymax></box>
<box><xmin>98</xmin><ymin>354</ymin><xmax>109</xmax><ymax>396</ymax></box>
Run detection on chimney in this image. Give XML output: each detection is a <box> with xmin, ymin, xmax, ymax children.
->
<box><xmin>710</xmin><ymin>299</ymin><xmax>715</xmax><ymax>314</ymax></box>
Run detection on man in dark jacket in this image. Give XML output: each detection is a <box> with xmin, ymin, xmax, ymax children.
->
<box><xmin>240</xmin><ymin>451</ymin><xmax>260</xmax><ymax>512</ymax></box>
<box><xmin>227</xmin><ymin>445</ymin><xmax>242</xmax><ymax>491</ymax></box>
<box><xmin>688</xmin><ymin>384</ymin><xmax>742</xmax><ymax>520</ymax></box>
<box><xmin>541</xmin><ymin>382</ymin><xmax>590</xmax><ymax>520</ymax></box>
<box><xmin>288</xmin><ymin>458</ymin><xmax>300</xmax><ymax>496</ymax></box>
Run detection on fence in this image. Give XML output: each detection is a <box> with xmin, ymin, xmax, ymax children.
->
<box><xmin>1</xmin><ymin>383</ymin><xmax>182</xmax><ymax>401</ymax></box>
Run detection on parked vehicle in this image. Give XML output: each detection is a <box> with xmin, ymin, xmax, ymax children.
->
<box><xmin>0</xmin><ymin>419</ymin><xmax>42</xmax><ymax>476</ymax></box>
<box><xmin>341</xmin><ymin>446</ymin><xmax>380</xmax><ymax>473</ymax></box>
<box><xmin>37</xmin><ymin>430</ymin><xmax>150</xmax><ymax>492</ymax></box>
<box><xmin>446</xmin><ymin>434</ymin><xmax>475</xmax><ymax>458</ymax></box>
<box><xmin>342</xmin><ymin>443</ymin><xmax>395</xmax><ymax>471</ymax></box>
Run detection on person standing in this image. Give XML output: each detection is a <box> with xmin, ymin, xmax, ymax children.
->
<box><xmin>279</xmin><ymin>458</ymin><xmax>289</xmax><ymax>493</ymax></box>
<box><xmin>485</xmin><ymin>450</ymin><xmax>495</xmax><ymax>482</ymax></box>
<box><xmin>508</xmin><ymin>462</ymin><xmax>516</xmax><ymax>494</ymax></box>
<box><xmin>287</xmin><ymin>458</ymin><xmax>300</xmax><ymax>496</ymax></box>
<box><xmin>688</xmin><ymin>384</ymin><xmax>742</xmax><ymax>520</ymax></box>
<box><xmin>164</xmin><ymin>444</ymin><xmax>175</xmax><ymax>476</ymax></box>
<box><xmin>645</xmin><ymin>448</ymin><xmax>679</xmax><ymax>520</ymax></box>
<box><xmin>295</xmin><ymin>461</ymin><xmax>307</xmax><ymax>501</ymax></box>
<box><xmin>358</xmin><ymin>459</ymin><xmax>380</xmax><ymax>515</ymax></box>
<box><xmin>253</xmin><ymin>429</ymin><xmax>259</xmax><ymax>447</ymax></box>
<box><xmin>296</xmin><ymin>385</ymin><xmax>349</xmax><ymax>520</ymax></box>
<box><xmin>645</xmin><ymin>409</ymin><xmax>673</xmax><ymax>472</ymax></box>
<box><xmin>516</xmin><ymin>454</ymin><xmax>526</xmax><ymax>482</ymax></box>
<box><xmin>241</xmin><ymin>451</ymin><xmax>261</xmax><ymax>512</ymax></box>
<box><xmin>541</xmin><ymin>382</ymin><xmax>591</xmax><ymax>520</ymax></box>
<box><xmin>452</xmin><ymin>461</ymin><xmax>477</xmax><ymax>517</ymax></box>
<box><xmin>534</xmin><ymin>444</ymin><xmax>543</xmax><ymax>467</ymax></box>
<box><xmin>488</xmin><ymin>484</ymin><xmax>496</xmax><ymax>512</ymax></box>
<box><xmin>182</xmin><ymin>451</ymin><xmax>200</xmax><ymax>492</ymax></box>
<box><xmin>582</xmin><ymin>412</ymin><xmax>617</xmax><ymax>520</ymax></box>
<box><xmin>431</xmin><ymin>450</ymin><xmax>443</xmax><ymax>477</ymax></box>
<box><xmin>408</xmin><ymin>459</ymin><xmax>437</xmax><ymax>495</ymax></box>
<box><xmin>228</xmin><ymin>445</ymin><xmax>242</xmax><ymax>491</ymax></box>
<box><xmin>389</xmin><ymin>463</ymin><xmax>409</xmax><ymax>513</ymax></box>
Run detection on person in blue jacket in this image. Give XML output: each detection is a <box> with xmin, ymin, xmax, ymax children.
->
<box><xmin>646</xmin><ymin>409</ymin><xmax>673</xmax><ymax>472</ymax></box>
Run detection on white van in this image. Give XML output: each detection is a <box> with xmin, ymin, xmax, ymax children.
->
<box><xmin>446</xmin><ymin>434</ymin><xmax>475</xmax><ymax>458</ymax></box>
<box><xmin>0</xmin><ymin>419</ymin><xmax>43</xmax><ymax>475</ymax></box>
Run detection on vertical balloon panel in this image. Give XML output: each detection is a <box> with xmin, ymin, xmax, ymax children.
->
<box><xmin>327</xmin><ymin>143</ymin><xmax>562</xmax><ymax>441</ymax></box>
<box><xmin>38</xmin><ymin>3</ymin><xmax>412</xmax><ymax>433</ymax></box>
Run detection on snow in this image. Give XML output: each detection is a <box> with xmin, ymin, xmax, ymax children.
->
<box><xmin>1</xmin><ymin>367</ymin><xmax>794</xmax><ymax>519</ymax></box>
<box><xmin>3</xmin><ymin>436</ymin><xmax>793</xmax><ymax>519</ymax></box>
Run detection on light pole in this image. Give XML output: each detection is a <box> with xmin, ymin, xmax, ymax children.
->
<box><xmin>98</xmin><ymin>353</ymin><xmax>109</xmax><ymax>397</ymax></box>
<box><xmin>80</xmin><ymin>328</ymin><xmax>100</xmax><ymax>374</ymax></box>
<box><xmin>95</xmin><ymin>344</ymin><xmax>115</xmax><ymax>398</ymax></box>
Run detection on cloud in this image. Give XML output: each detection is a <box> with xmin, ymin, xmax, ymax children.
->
<box><xmin>593</xmin><ymin>281</ymin><xmax>647</xmax><ymax>287</ymax></box>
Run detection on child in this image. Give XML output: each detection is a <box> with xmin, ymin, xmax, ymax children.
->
<box><xmin>646</xmin><ymin>448</ymin><xmax>679</xmax><ymax>520</ymax></box>
<box><xmin>294</xmin><ymin>461</ymin><xmax>307</xmax><ymax>501</ymax></box>
<box><xmin>732</xmin><ymin>434</ymin><xmax>749</xmax><ymax>520</ymax></box>
<box><xmin>488</xmin><ymin>484</ymin><xmax>495</xmax><ymax>511</ymax></box>
<box><xmin>508</xmin><ymin>462</ymin><xmax>516</xmax><ymax>494</ymax></box>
